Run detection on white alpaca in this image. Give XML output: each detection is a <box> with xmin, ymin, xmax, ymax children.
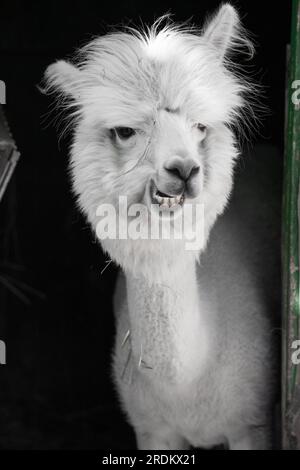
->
<box><xmin>45</xmin><ymin>4</ymin><xmax>273</xmax><ymax>450</ymax></box>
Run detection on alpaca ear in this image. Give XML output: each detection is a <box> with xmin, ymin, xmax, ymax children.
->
<box><xmin>44</xmin><ymin>60</ymin><xmax>82</xmax><ymax>99</ymax></box>
<box><xmin>203</xmin><ymin>4</ymin><xmax>240</xmax><ymax>59</ymax></box>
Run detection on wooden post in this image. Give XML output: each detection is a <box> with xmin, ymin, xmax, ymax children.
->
<box><xmin>282</xmin><ymin>0</ymin><xmax>300</xmax><ymax>450</ymax></box>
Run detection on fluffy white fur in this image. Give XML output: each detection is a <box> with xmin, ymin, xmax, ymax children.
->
<box><xmin>45</xmin><ymin>4</ymin><xmax>273</xmax><ymax>449</ymax></box>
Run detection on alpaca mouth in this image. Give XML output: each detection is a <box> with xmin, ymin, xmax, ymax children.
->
<box><xmin>150</xmin><ymin>181</ymin><xmax>185</xmax><ymax>210</ymax></box>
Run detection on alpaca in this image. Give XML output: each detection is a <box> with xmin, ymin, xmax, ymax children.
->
<box><xmin>44</xmin><ymin>4</ymin><xmax>274</xmax><ymax>450</ymax></box>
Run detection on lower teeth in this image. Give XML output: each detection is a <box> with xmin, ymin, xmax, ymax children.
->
<box><xmin>153</xmin><ymin>195</ymin><xmax>184</xmax><ymax>208</ymax></box>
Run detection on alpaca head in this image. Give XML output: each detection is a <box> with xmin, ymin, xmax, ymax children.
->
<box><xmin>45</xmin><ymin>4</ymin><xmax>254</xmax><ymax>279</ymax></box>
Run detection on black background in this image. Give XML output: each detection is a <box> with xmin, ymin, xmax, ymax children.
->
<box><xmin>0</xmin><ymin>0</ymin><xmax>291</xmax><ymax>449</ymax></box>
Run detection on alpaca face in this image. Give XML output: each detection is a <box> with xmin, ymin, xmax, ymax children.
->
<box><xmin>103</xmin><ymin>107</ymin><xmax>206</xmax><ymax>207</ymax></box>
<box><xmin>45</xmin><ymin>4</ymin><xmax>253</xmax><ymax>274</ymax></box>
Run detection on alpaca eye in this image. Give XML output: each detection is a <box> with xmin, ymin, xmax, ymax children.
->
<box><xmin>114</xmin><ymin>127</ymin><xmax>136</xmax><ymax>140</ymax></box>
<box><xmin>195</xmin><ymin>123</ymin><xmax>207</xmax><ymax>133</ymax></box>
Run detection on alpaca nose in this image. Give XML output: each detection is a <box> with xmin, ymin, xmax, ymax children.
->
<box><xmin>164</xmin><ymin>157</ymin><xmax>200</xmax><ymax>183</ymax></box>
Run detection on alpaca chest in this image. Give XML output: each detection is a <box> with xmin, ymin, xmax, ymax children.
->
<box><xmin>129</xmin><ymin>299</ymin><xmax>210</xmax><ymax>384</ymax></box>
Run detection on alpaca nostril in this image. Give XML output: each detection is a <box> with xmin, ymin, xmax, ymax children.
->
<box><xmin>166</xmin><ymin>167</ymin><xmax>183</xmax><ymax>180</ymax></box>
<box><xmin>164</xmin><ymin>158</ymin><xmax>200</xmax><ymax>182</ymax></box>
<box><xmin>189</xmin><ymin>165</ymin><xmax>200</xmax><ymax>180</ymax></box>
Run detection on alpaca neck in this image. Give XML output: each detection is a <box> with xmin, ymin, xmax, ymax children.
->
<box><xmin>125</xmin><ymin>254</ymin><xmax>210</xmax><ymax>384</ymax></box>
